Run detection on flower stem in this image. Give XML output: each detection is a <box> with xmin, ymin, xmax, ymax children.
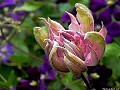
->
<box><xmin>81</xmin><ymin>73</ymin><xmax>92</xmax><ymax>90</ymax></box>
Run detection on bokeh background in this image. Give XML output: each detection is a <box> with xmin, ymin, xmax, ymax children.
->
<box><xmin>0</xmin><ymin>0</ymin><xmax>120</xmax><ymax>90</ymax></box>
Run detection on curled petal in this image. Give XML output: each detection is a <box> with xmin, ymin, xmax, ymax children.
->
<box><xmin>48</xmin><ymin>17</ymin><xmax>65</xmax><ymax>35</ymax></box>
<box><xmin>49</xmin><ymin>41</ymin><xmax>69</xmax><ymax>72</ymax></box>
<box><xmin>39</xmin><ymin>18</ymin><xmax>49</xmax><ymax>27</ymax></box>
<box><xmin>33</xmin><ymin>27</ymin><xmax>48</xmax><ymax>49</ymax></box>
<box><xmin>63</xmin><ymin>38</ymin><xmax>84</xmax><ymax>60</ymax></box>
<box><xmin>66</xmin><ymin>11</ymin><xmax>81</xmax><ymax>32</ymax></box>
<box><xmin>63</xmin><ymin>48</ymin><xmax>87</xmax><ymax>72</ymax></box>
<box><xmin>99</xmin><ymin>22</ymin><xmax>107</xmax><ymax>39</ymax></box>
<box><xmin>84</xmin><ymin>45</ymin><xmax>98</xmax><ymax>66</ymax></box>
<box><xmin>84</xmin><ymin>32</ymin><xmax>105</xmax><ymax>59</ymax></box>
<box><xmin>64</xmin><ymin>56</ymin><xmax>83</xmax><ymax>78</ymax></box>
<box><xmin>75</xmin><ymin>3</ymin><xmax>94</xmax><ymax>33</ymax></box>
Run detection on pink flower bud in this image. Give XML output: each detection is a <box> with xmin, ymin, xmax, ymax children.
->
<box><xmin>33</xmin><ymin>3</ymin><xmax>107</xmax><ymax>77</ymax></box>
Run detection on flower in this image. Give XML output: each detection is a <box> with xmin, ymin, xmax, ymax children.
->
<box><xmin>34</xmin><ymin>3</ymin><xmax>107</xmax><ymax>78</ymax></box>
<box><xmin>89</xmin><ymin>0</ymin><xmax>120</xmax><ymax>41</ymax></box>
<box><xmin>89</xmin><ymin>0</ymin><xmax>120</xmax><ymax>23</ymax></box>
<box><xmin>0</xmin><ymin>0</ymin><xmax>27</xmax><ymax>21</ymax></box>
<box><xmin>16</xmin><ymin>55</ymin><xmax>55</xmax><ymax>90</ymax></box>
<box><xmin>0</xmin><ymin>0</ymin><xmax>16</xmax><ymax>8</ymax></box>
<box><xmin>0</xmin><ymin>43</ymin><xmax>13</xmax><ymax>63</ymax></box>
<box><xmin>87</xmin><ymin>65</ymin><xmax>112</xmax><ymax>89</ymax></box>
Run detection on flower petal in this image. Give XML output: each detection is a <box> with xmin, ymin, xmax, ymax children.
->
<box><xmin>49</xmin><ymin>41</ymin><xmax>69</xmax><ymax>72</ymax></box>
<box><xmin>63</xmin><ymin>48</ymin><xmax>87</xmax><ymax>72</ymax></box>
<box><xmin>33</xmin><ymin>27</ymin><xmax>48</xmax><ymax>49</ymax></box>
<box><xmin>98</xmin><ymin>7</ymin><xmax>111</xmax><ymax>25</ymax></box>
<box><xmin>84</xmin><ymin>32</ymin><xmax>105</xmax><ymax>59</ymax></box>
<box><xmin>63</xmin><ymin>38</ymin><xmax>84</xmax><ymax>60</ymax></box>
<box><xmin>99</xmin><ymin>22</ymin><xmax>107</xmax><ymax>39</ymax></box>
<box><xmin>106</xmin><ymin>22</ymin><xmax>120</xmax><ymax>37</ymax></box>
<box><xmin>48</xmin><ymin>18</ymin><xmax>65</xmax><ymax>35</ymax></box>
<box><xmin>84</xmin><ymin>45</ymin><xmax>98</xmax><ymax>66</ymax></box>
<box><xmin>89</xmin><ymin>0</ymin><xmax>106</xmax><ymax>12</ymax></box>
<box><xmin>64</xmin><ymin>56</ymin><xmax>83</xmax><ymax>78</ymax></box>
<box><xmin>75</xmin><ymin>3</ymin><xmax>94</xmax><ymax>33</ymax></box>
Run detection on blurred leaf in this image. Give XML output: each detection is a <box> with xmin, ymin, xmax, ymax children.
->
<box><xmin>14</xmin><ymin>1</ymin><xmax>42</xmax><ymax>12</ymax></box>
<box><xmin>58</xmin><ymin>3</ymin><xmax>71</xmax><ymax>13</ymax></box>
<box><xmin>68</xmin><ymin>0</ymin><xmax>89</xmax><ymax>6</ymax></box>
<box><xmin>8</xmin><ymin>70</ymin><xmax>17</xmax><ymax>85</ymax></box>
<box><xmin>104</xmin><ymin>43</ymin><xmax>120</xmax><ymax>56</ymax></box>
<box><xmin>102</xmin><ymin>43</ymin><xmax>120</xmax><ymax>77</ymax></box>
<box><xmin>61</xmin><ymin>73</ymin><xmax>73</xmax><ymax>86</ymax></box>
<box><xmin>10</xmin><ymin>55</ymin><xmax>29</xmax><ymax>65</ymax></box>
<box><xmin>0</xmin><ymin>81</ymin><xmax>9</xmax><ymax>89</ymax></box>
<box><xmin>21</xmin><ymin>16</ymin><xmax>35</xmax><ymax>28</ymax></box>
<box><xmin>61</xmin><ymin>73</ymin><xmax>85</xmax><ymax>90</ymax></box>
<box><xmin>113</xmin><ymin>36</ymin><xmax>120</xmax><ymax>46</ymax></box>
<box><xmin>68</xmin><ymin>0</ymin><xmax>80</xmax><ymax>5</ymax></box>
<box><xmin>48</xmin><ymin>80</ymin><xmax>63</xmax><ymax>90</ymax></box>
<box><xmin>0</xmin><ymin>65</ymin><xmax>13</xmax><ymax>80</ymax></box>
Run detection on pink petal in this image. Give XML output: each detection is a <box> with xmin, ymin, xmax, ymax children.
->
<box><xmin>48</xmin><ymin>18</ymin><xmax>65</xmax><ymax>35</ymax></box>
<box><xmin>49</xmin><ymin>41</ymin><xmax>69</xmax><ymax>72</ymax></box>
<box><xmin>84</xmin><ymin>45</ymin><xmax>98</xmax><ymax>66</ymax></box>
<box><xmin>99</xmin><ymin>22</ymin><xmax>107</xmax><ymax>39</ymax></box>
<box><xmin>84</xmin><ymin>32</ymin><xmax>106</xmax><ymax>59</ymax></box>
<box><xmin>75</xmin><ymin>3</ymin><xmax>94</xmax><ymax>33</ymax></box>
<box><xmin>66</xmin><ymin>12</ymin><xmax>82</xmax><ymax>32</ymax></box>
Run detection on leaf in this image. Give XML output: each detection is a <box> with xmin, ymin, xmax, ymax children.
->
<box><xmin>68</xmin><ymin>0</ymin><xmax>80</xmax><ymax>5</ymax></box>
<box><xmin>61</xmin><ymin>73</ymin><xmax>85</xmax><ymax>90</ymax></box>
<box><xmin>102</xmin><ymin>43</ymin><xmax>120</xmax><ymax>77</ymax></box>
<box><xmin>8</xmin><ymin>70</ymin><xmax>17</xmax><ymax>85</ymax></box>
<box><xmin>58</xmin><ymin>3</ymin><xmax>71</xmax><ymax>13</ymax></box>
<box><xmin>10</xmin><ymin>55</ymin><xmax>29</xmax><ymax>65</ymax></box>
<box><xmin>0</xmin><ymin>65</ymin><xmax>13</xmax><ymax>80</ymax></box>
<box><xmin>0</xmin><ymin>81</ymin><xmax>9</xmax><ymax>89</ymax></box>
<box><xmin>14</xmin><ymin>1</ymin><xmax>42</xmax><ymax>12</ymax></box>
<box><xmin>48</xmin><ymin>80</ymin><xmax>63</xmax><ymax>90</ymax></box>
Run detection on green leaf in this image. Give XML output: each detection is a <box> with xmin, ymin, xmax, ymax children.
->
<box><xmin>0</xmin><ymin>65</ymin><xmax>13</xmax><ymax>80</ymax></box>
<box><xmin>61</xmin><ymin>73</ymin><xmax>73</xmax><ymax>86</ymax></box>
<box><xmin>113</xmin><ymin>36</ymin><xmax>120</xmax><ymax>46</ymax></box>
<box><xmin>8</xmin><ymin>70</ymin><xmax>17</xmax><ymax>85</ymax></box>
<box><xmin>58</xmin><ymin>3</ymin><xmax>71</xmax><ymax>13</ymax></box>
<box><xmin>10</xmin><ymin>55</ymin><xmax>29</xmax><ymax>65</ymax></box>
<box><xmin>68</xmin><ymin>0</ymin><xmax>80</xmax><ymax>5</ymax></box>
<box><xmin>14</xmin><ymin>1</ymin><xmax>42</xmax><ymax>12</ymax></box>
<box><xmin>102</xmin><ymin>43</ymin><xmax>120</xmax><ymax>77</ymax></box>
<box><xmin>0</xmin><ymin>81</ymin><xmax>9</xmax><ymax>89</ymax></box>
<box><xmin>61</xmin><ymin>73</ymin><xmax>85</xmax><ymax>90</ymax></box>
<box><xmin>48</xmin><ymin>80</ymin><xmax>63</xmax><ymax>90</ymax></box>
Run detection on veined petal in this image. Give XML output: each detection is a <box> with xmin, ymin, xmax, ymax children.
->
<box><xmin>33</xmin><ymin>27</ymin><xmax>48</xmax><ymax>49</ymax></box>
<box><xmin>49</xmin><ymin>41</ymin><xmax>69</xmax><ymax>72</ymax></box>
<box><xmin>63</xmin><ymin>38</ymin><xmax>84</xmax><ymax>60</ymax></box>
<box><xmin>84</xmin><ymin>32</ymin><xmax>105</xmax><ymax>59</ymax></box>
<box><xmin>64</xmin><ymin>56</ymin><xmax>83</xmax><ymax>78</ymax></box>
<box><xmin>75</xmin><ymin>3</ymin><xmax>94</xmax><ymax>33</ymax></box>
<box><xmin>48</xmin><ymin>17</ymin><xmax>65</xmax><ymax>35</ymax></box>
<box><xmin>63</xmin><ymin>48</ymin><xmax>87</xmax><ymax>72</ymax></box>
<box><xmin>66</xmin><ymin>11</ymin><xmax>81</xmax><ymax>32</ymax></box>
<box><xmin>99</xmin><ymin>22</ymin><xmax>107</xmax><ymax>39</ymax></box>
<box><xmin>84</xmin><ymin>45</ymin><xmax>98</xmax><ymax>66</ymax></box>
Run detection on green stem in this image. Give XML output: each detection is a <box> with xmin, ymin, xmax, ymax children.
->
<box><xmin>0</xmin><ymin>74</ymin><xmax>7</xmax><ymax>83</ymax></box>
<box><xmin>81</xmin><ymin>73</ymin><xmax>92</xmax><ymax>90</ymax></box>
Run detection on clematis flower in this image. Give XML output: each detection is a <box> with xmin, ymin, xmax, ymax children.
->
<box><xmin>34</xmin><ymin>3</ymin><xmax>107</xmax><ymax>78</ymax></box>
<box><xmin>89</xmin><ymin>0</ymin><xmax>120</xmax><ymax>42</ymax></box>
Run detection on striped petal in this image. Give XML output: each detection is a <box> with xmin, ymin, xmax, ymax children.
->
<box><xmin>75</xmin><ymin>3</ymin><xmax>94</xmax><ymax>33</ymax></box>
<box><xmin>84</xmin><ymin>32</ymin><xmax>106</xmax><ymax>59</ymax></box>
